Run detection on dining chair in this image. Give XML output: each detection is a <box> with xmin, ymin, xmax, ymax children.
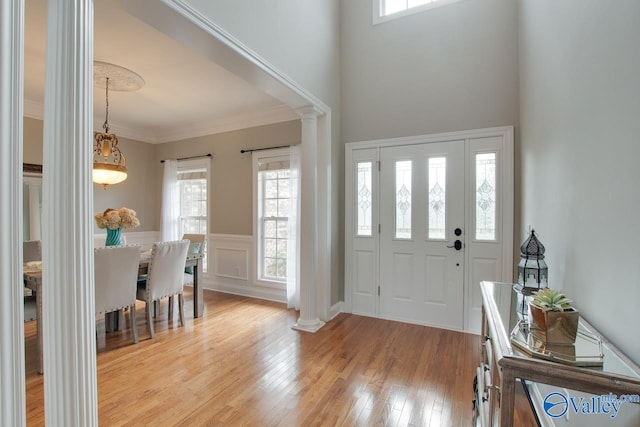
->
<box><xmin>23</xmin><ymin>240</ymin><xmax>42</xmax><ymax>298</ymax></box>
<box><xmin>136</xmin><ymin>239</ymin><xmax>190</xmax><ymax>338</ymax></box>
<box><xmin>23</xmin><ymin>240</ymin><xmax>42</xmax><ymax>263</ymax></box>
<box><xmin>94</xmin><ymin>235</ymin><xmax>128</xmax><ymax>248</ymax></box>
<box><xmin>182</xmin><ymin>233</ymin><xmax>206</xmax><ymax>286</ymax></box>
<box><xmin>94</xmin><ymin>245</ymin><xmax>142</xmax><ymax>344</ymax></box>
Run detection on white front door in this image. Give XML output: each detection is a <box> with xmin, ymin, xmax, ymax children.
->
<box><xmin>345</xmin><ymin>127</ymin><xmax>514</xmax><ymax>333</ymax></box>
<box><xmin>379</xmin><ymin>141</ymin><xmax>465</xmax><ymax>329</ymax></box>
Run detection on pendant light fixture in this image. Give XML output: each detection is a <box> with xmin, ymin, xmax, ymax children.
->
<box><xmin>93</xmin><ymin>61</ymin><xmax>144</xmax><ymax>189</ymax></box>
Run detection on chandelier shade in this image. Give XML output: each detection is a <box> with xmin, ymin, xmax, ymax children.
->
<box><xmin>93</xmin><ymin>61</ymin><xmax>144</xmax><ymax>189</ymax></box>
<box><xmin>92</xmin><ymin>162</ymin><xmax>127</xmax><ymax>186</ymax></box>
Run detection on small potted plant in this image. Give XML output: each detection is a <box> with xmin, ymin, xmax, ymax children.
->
<box><xmin>529</xmin><ymin>288</ymin><xmax>579</xmax><ymax>345</ymax></box>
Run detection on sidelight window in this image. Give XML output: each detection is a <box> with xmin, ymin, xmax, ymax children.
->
<box><xmin>475</xmin><ymin>152</ymin><xmax>496</xmax><ymax>240</ymax></box>
<box><xmin>357</xmin><ymin>161</ymin><xmax>373</xmax><ymax>236</ymax></box>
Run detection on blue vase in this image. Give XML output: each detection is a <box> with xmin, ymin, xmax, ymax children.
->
<box><xmin>105</xmin><ymin>227</ymin><xmax>122</xmax><ymax>246</ymax></box>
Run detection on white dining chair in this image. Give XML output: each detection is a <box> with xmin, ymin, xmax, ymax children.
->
<box><xmin>23</xmin><ymin>240</ymin><xmax>42</xmax><ymax>263</ymax></box>
<box><xmin>136</xmin><ymin>239</ymin><xmax>190</xmax><ymax>338</ymax></box>
<box><xmin>94</xmin><ymin>234</ymin><xmax>127</xmax><ymax>248</ymax></box>
<box><xmin>182</xmin><ymin>233</ymin><xmax>206</xmax><ymax>287</ymax></box>
<box><xmin>94</xmin><ymin>245</ymin><xmax>142</xmax><ymax>344</ymax></box>
<box><xmin>23</xmin><ymin>240</ymin><xmax>42</xmax><ymax>298</ymax></box>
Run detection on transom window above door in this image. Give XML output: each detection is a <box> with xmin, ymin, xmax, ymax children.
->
<box><xmin>373</xmin><ymin>0</ymin><xmax>464</xmax><ymax>24</ymax></box>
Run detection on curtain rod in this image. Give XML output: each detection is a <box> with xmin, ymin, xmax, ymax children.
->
<box><xmin>160</xmin><ymin>153</ymin><xmax>212</xmax><ymax>163</ymax></box>
<box><xmin>240</xmin><ymin>145</ymin><xmax>291</xmax><ymax>154</ymax></box>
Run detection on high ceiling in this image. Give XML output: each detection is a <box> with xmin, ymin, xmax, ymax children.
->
<box><xmin>24</xmin><ymin>0</ymin><xmax>297</xmax><ymax>143</ymax></box>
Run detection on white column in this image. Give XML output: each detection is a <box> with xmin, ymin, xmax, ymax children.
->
<box><xmin>0</xmin><ymin>0</ymin><xmax>26</xmax><ymax>425</ymax></box>
<box><xmin>292</xmin><ymin>107</ymin><xmax>325</xmax><ymax>333</ymax></box>
<box><xmin>42</xmin><ymin>0</ymin><xmax>98</xmax><ymax>425</ymax></box>
<box><xmin>27</xmin><ymin>182</ymin><xmax>42</xmax><ymax>240</ymax></box>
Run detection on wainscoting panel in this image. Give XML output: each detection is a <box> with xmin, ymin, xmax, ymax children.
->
<box><xmin>214</xmin><ymin>247</ymin><xmax>248</xmax><ymax>280</ymax></box>
<box><xmin>205</xmin><ymin>234</ymin><xmax>286</xmax><ymax>303</ymax></box>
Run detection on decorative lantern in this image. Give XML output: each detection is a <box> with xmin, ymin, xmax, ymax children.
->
<box><xmin>514</xmin><ymin>229</ymin><xmax>548</xmax><ymax>317</ymax></box>
<box><xmin>517</xmin><ymin>230</ymin><xmax>548</xmax><ymax>290</ymax></box>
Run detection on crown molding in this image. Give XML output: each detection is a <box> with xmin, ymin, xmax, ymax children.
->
<box><xmin>167</xmin><ymin>0</ymin><xmax>331</xmax><ymax>115</ymax></box>
<box><xmin>150</xmin><ymin>104</ymin><xmax>298</xmax><ymax>144</ymax></box>
<box><xmin>23</xmin><ymin>97</ymin><xmax>297</xmax><ymax>144</ymax></box>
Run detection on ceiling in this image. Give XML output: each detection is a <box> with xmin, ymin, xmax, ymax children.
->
<box><xmin>24</xmin><ymin>0</ymin><xmax>297</xmax><ymax>144</ymax></box>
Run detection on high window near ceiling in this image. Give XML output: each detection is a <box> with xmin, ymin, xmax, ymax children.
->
<box><xmin>373</xmin><ymin>0</ymin><xmax>463</xmax><ymax>24</ymax></box>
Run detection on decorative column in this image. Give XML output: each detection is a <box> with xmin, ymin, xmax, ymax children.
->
<box><xmin>292</xmin><ymin>107</ymin><xmax>325</xmax><ymax>333</ymax></box>
<box><xmin>42</xmin><ymin>0</ymin><xmax>98</xmax><ymax>425</ymax></box>
<box><xmin>0</xmin><ymin>0</ymin><xmax>26</xmax><ymax>425</ymax></box>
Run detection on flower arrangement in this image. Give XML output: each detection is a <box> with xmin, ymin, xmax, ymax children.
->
<box><xmin>94</xmin><ymin>207</ymin><xmax>140</xmax><ymax>230</ymax></box>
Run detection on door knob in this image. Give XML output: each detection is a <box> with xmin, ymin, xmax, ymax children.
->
<box><xmin>447</xmin><ymin>240</ymin><xmax>463</xmax><ymax>250</ymax></box>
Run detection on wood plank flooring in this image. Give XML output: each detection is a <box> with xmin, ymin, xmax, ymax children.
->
<box><xmin>23</xmin><ymin>289</ymin><xmax>529</xmax><ymax>426</ymax></box>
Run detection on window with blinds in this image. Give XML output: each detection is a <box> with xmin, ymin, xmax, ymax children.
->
<box><xmin>255</xmin><ymin>152</ymin><xmax>291</xmax><ymax>283</ymax></box>
<box><xmin>178</xmin><ymin>160</ymin><xmax>208</xmax><ymax>272</ymax></box>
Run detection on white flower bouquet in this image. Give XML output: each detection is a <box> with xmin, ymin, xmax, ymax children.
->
<box><xmin>94</xmin><ymin>207</ymin><xmax>140</xmax><ymax>230</ymax></box>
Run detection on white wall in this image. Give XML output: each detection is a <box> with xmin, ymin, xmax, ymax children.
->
<box><xmin>182</xmin><ymin>0</ymin><xmax>341</xmax><ymax>112</ymax></box>
<box><xmin>519</xmin><ymin>0</ymin><xmax>640</xmax><ymax>364</ymax></box>
<box><xmin>154</xmin><ymin>121</ymin><xmax>301</xmax><ymax>235</ymax></box>
<box><xmin>341</xmin><ymin>0</ymin><xmax>519</xmax><ymax>143</ymax></box>
<box><xmin>182</xmin><ymin>0</ymin><xmax>344</xmax><ymax>305</ymax></box>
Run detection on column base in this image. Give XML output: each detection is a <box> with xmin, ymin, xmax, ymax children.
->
<box><xmin>292</xmin><ymin>318</ymin><xmax>326</xmax><ymax>333</ymax></box>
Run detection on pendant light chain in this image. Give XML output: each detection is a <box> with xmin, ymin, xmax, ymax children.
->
<box><xmin>92</xmin><ymin>62</ymin><xmax>144</xmax><ymax>189</ymax></box>
<box><xmin>103</xmin><ymin>77</ymin><xmax>110</xmax><ymax>133</ymax></box>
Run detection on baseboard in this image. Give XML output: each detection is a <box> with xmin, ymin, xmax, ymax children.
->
<box><xmin>328</xmin><ymin>301</ymin><xmax>344</xmax><ymax>320</ymax></box>
<box><xmin>203</xmin><ymin>278</ymin><xmax>286</xmax><ymax>304</ymax></box>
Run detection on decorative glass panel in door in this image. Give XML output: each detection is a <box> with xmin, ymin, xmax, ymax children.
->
<box><xmin>427</xmin><ymin>157</ymin><xmax>446</xmax><ymax>240</ymax></box>
<box><xmin>395</xmin><ymin>160</ymin><xmax>412</xmax><ymax>239</ymax></box>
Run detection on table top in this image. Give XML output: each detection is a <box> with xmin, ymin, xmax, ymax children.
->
<box><xmin>480</xmin><ymin>281</ymin><xmax>640</xmax><ymax>389</ymax></box>
<box><xmin>23</xmin><ymin>251</ymin><xmax>202</xmax><ymax>281</ymax></box>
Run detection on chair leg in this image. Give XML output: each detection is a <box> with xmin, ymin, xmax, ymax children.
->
<box><xmin>168</xmin><ymin>296</ymin><xmax>174</xmax><ymax>321</ymax></box>
<box><xmin>153</xmin><ymin>300</ymin><xmax>160</xmax><ymax>318</ymax></box>
<box><xmin>130</xmin><ymin>304</ymin><xmax>139</xmax><ymax>344</ymax></box>
<box><xmin>178</xmin><ymin>293</ymin><xmax>184</xmax><ymax>327</ymax></box>
<box><xmin>96</xmin><ymin>315</ymin><xmax>106</xmax><ymax>349</ymax></box>
<box><xmin>146</xmin><ymin>301</ymin><xmax>154</xmax><ymax>339</ymax></box>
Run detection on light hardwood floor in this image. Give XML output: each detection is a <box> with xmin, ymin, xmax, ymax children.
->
<box><xmin>24</xmin><ymin>289</ymin><xmax>533</xmax><ymax>426</ymax></box>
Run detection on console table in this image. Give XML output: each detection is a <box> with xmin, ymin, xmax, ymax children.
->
<box><xmin>475</xmin><ymin>281</ymin><xmax>640</xmax><ymax>426</ymax></box>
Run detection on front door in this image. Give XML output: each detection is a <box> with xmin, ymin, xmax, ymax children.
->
<box><xmin>345</xmin><ymin>127</ymin><xmax>514</xmax><ymax>333</ymax></box>
<box><xmin>379</xmin><ymin>141</ymin><xmax>465</xmax><ymax>330</ymax></box>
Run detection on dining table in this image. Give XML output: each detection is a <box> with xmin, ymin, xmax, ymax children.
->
<box><xmin>23</xmin><ymin>250</ymin><xmax>204</xmax><ymax>374</ymax></box>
